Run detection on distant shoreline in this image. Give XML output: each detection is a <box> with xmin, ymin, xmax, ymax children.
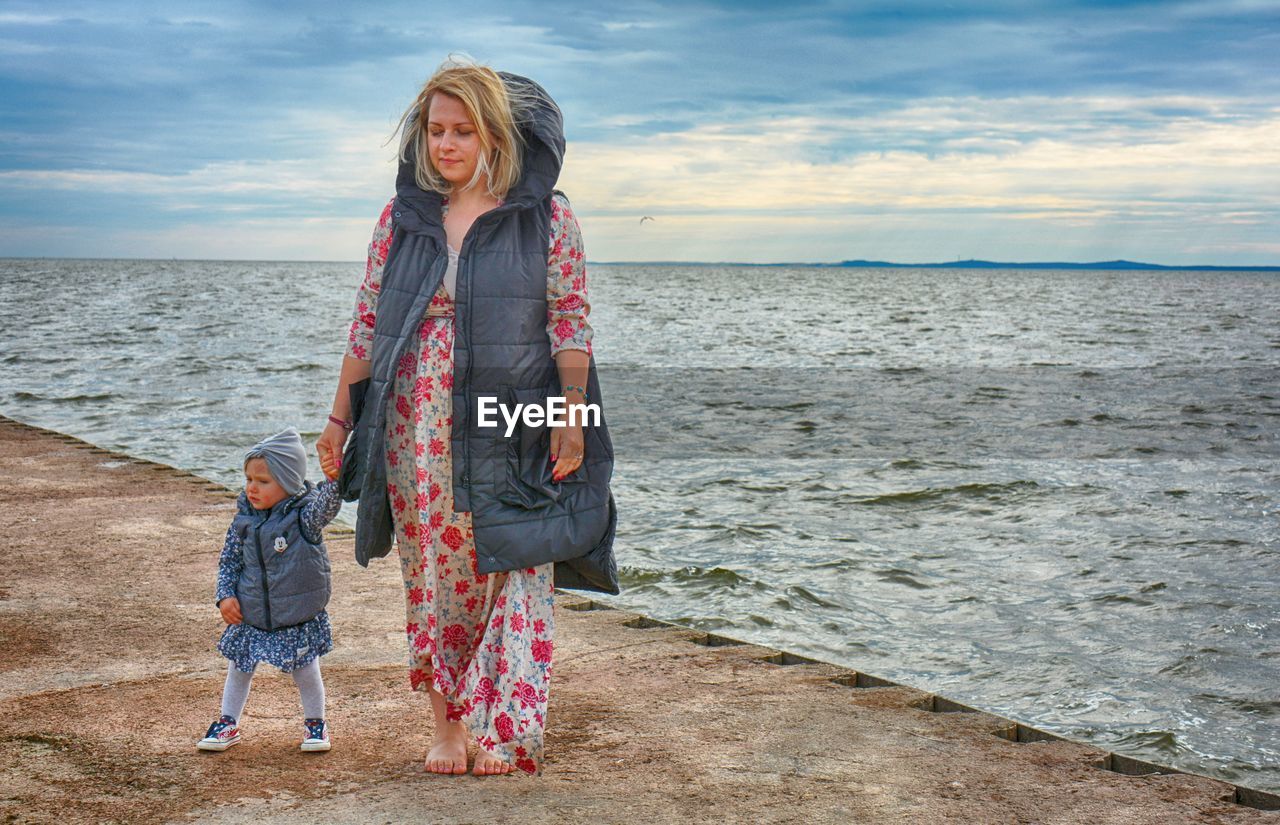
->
<box><xmin>3</xmin><ymin>256</ymin><xmax>1278</xmax><ymax>271</ymax></box>
<box><xmin>593</xmin><ymin>258</ymin><xmax>1280</xmax><ymax>271</ymax></box>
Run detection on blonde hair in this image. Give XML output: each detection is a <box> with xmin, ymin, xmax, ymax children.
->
<box><xmin>396</xmin><ymin>56</ymin><xmax>526</xmax><ymax>199</ymax></box>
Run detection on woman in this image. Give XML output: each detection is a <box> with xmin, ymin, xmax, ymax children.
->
<box><xmin>316</xmin><ymin>60</ymin><xmax>618</xmax><ymax>777</ymax></box>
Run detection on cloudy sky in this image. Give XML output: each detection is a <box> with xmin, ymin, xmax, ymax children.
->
<box><xmin>1</xmin><ymin>1</ymin><xmax>1278</xmax><ymax>264</ymax></box>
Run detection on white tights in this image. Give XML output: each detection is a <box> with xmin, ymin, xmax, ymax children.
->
<box><xmin>220</xmin><ymin>658</ymin><xmax>325</xmax><ymax>722</ymax></box>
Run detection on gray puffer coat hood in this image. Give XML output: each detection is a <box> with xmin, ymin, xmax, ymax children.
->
<box><xmin>345</xmin><ymin>72</ymin><xmax>618</xmax><ymax>595</ymax></box>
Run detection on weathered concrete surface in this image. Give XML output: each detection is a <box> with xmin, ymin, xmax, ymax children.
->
<box><xmin>0</xmin><ymin>414</ymin><xmax>1274</xmax><ymax>825</ymax></box>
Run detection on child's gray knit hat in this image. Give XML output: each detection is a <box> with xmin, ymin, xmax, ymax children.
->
<box><xmin>243</xmin><ymin>427</ymin><xmax>307</xmax><ymax>495</ymax></box>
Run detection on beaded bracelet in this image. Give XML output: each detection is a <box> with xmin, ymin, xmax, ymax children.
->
<box><xmin>562</xmin><ymin>384</ymin><xmax>589</xmax><ymax>401</ymax></box>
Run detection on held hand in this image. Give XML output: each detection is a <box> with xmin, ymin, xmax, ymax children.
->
<box><xmin>219</xmin><ymin>596</ymin><xmax>243</xmax><ymax>626</ymax></box>
<box><xmin>316</xmin><ymin>421</ymin><xmax>349</xmax><ymax>481</ymax></box>
<box><xmin>550</xmin><ymin>422</ymin><xmax>585</xmax><ymax>482</ymax></box>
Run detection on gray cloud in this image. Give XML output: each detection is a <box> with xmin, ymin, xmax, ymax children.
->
<box><xmin>0</xmin><ymin>0</ymin><xmax>1277</xmax><ymax>261</ymax></box>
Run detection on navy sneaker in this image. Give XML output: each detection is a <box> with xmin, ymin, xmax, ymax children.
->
<box><xmin>197</xmin><ymin>715</ymin><xmax>240</xmax><ymax>751</ymax></box>
<box><xmin>301</xmin><ymin>717</ymin><xmax>330</xmax><ymax>752</ymax></box>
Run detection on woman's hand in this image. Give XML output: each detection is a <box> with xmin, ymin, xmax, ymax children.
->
<box><xmin>319</xmin><ymin>355</ymin><xmax>372</xmax><ymax>481</ymax></box>
<box><xmin>218</xmin><ymin>596</ymin><xmax>243</xmax><ymax>626</ymax></box>
<box><xmin>550</xmin><ymin>350</ymin><xmax>590</xmax><ymax>483</ymax></box>
<box><xmin>549</xmin><ymin>422</ymin><xmax>585</xmax><ymax>482</ymax></box>
<box><xmin>316</xmin><ymin>421</ymin><xmax>349</xmax><ymax>481</ymax></box>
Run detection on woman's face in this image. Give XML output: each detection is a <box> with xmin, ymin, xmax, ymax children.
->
<box><xmin>427</xmin><ymin>92</ymin><xmax>485</xmax><ymax>190</ymax></box>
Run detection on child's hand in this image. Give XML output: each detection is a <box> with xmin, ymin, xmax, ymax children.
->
<box><xmin>218</xmin><ymin>597</ymin><xmax>243</xmax><ymax>625</ymax></box>
<box><xmin>317</xmin><ymin>421</ymin><xmax>348</xmax><ymax>481</ymax></box>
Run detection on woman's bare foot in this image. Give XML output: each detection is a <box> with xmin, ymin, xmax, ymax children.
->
<box><xmin>425</xmin><ymin>722</ymin><xmax>468</xmax><ymax>775</ymax></box>
<box><xmin>472</xmin><ymin>748</ymin><xmax>515</xmax><ymax>776</ymax></box>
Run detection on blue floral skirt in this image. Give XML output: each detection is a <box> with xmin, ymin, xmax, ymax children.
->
<box><xmin>217</xmin><ymin>611</ymin><xmax>333</xmax><ymax>673</ymax></box>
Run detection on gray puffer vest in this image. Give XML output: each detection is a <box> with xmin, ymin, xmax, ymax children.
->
<box><xmin>348</xmin><ymin>72</ymin><xmax>618</xmax><ymax>595</ymax></box>
<box><xmin>232</xmin><ymin>482</ymin><xmax>332</xmax><ymax>631</ymax></box>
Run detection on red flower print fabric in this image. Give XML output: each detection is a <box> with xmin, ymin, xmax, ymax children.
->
<box><xmin>545</xmin><ymin>195</ymin><xmax>594</xmax><ymax>357</ymax></box>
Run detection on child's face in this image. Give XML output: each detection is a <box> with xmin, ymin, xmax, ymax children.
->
<box><xmin>244</xmin><ymin>457</ymin><xmax>290</xmax><ymax>511</ymax></box>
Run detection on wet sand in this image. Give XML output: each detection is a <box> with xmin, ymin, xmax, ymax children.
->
<box><xmin>0</xmin><ymin>414</ymin><xmax>1275</xmax><ymax>824</ymax></box>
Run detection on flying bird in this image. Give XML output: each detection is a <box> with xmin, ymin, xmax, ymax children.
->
<box><xmin>639</xmin><ymin>216</ymin><xmax>655</xmax><ymax>225</ymax></box>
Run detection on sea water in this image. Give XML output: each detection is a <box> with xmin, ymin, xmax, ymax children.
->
<box><xmin>2</xmin><ymin>258</ymin><xmax>1276</xmax><ymax>790</ymax></box>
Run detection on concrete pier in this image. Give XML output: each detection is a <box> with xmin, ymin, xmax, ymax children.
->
<box><xmin>0</xmin><ymin>414</ymin><xmax>1276</xmax><ymax>824</ymax></box>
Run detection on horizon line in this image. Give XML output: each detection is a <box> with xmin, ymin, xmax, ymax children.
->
<box><xmin>2</xmin><ymin>255</ymin><xmax>1278</xmax><ymax>271</ymax></box>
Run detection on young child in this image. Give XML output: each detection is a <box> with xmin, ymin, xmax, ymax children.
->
<box><xmin>197</xmin><ymin>428</ymin><xmax>342</xmax><ymax>752</ymax></box>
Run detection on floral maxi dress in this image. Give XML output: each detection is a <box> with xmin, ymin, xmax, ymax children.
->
<box><xmin>347</xmin><ymin>194</ymin><xmax>593</xmax><ymax>774</ymax></box>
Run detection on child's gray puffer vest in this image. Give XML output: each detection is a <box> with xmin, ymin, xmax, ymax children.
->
<box><xmin>231</xmin><ymin>481</ymin><xmax>332</xmax><ymax>631</ymax></box>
